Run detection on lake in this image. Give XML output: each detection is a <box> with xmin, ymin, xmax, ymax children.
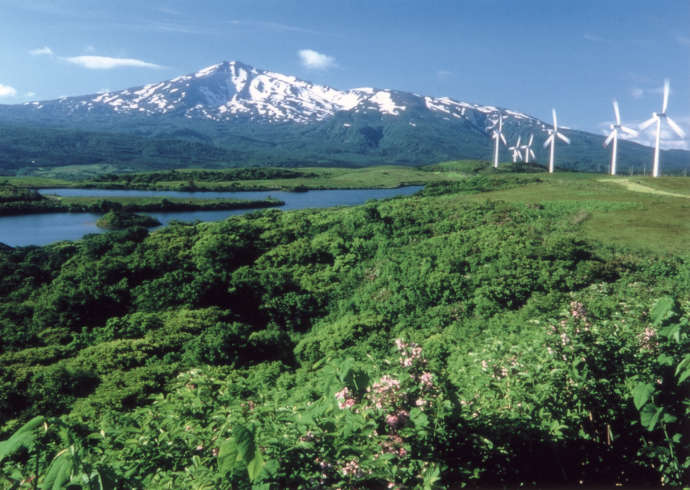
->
<box><xmin>0</xmin><ymin>187</ymin><xmax>422</xmax><ymax>247</ymax></box>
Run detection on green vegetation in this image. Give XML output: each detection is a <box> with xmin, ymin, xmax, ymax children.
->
<box><xmin>0</xmin><ymin>167</ymin><xmax>689</xmax><ymax>487</ymax></box>
<box><xmin>96</xmin><ymin>210</ymin><xmax>161</xmax><ymax>230</ymax></box>
<box><xmin>0</xmin><ymin>182</ymin><xmax>284</xmax><ymax>216</ymax></box>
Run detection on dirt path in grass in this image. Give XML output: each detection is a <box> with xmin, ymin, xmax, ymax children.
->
<box><xmin>598</xmin><ymin>178</ymin><xmax>690</xmax><ymax>199</ymax></box>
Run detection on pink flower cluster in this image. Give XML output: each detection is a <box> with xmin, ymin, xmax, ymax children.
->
<box><xmin>420</xmin><ymin>371</ymin><xmax>434</xmax><ymax>388</ymax></box>
<box><xmin>385</xmin><ymin>409</ymin><xmax>409</xmax><ymax>428</ymax></box>
<box><xmin>366</xmin><ymin>375</ymin><xmax>402</xmax><ymax>410</ymax></box>
<box><xmin>395</xmin><ymin>339</ymin><xmax>426</xmax><ymax>368</ymax></box>
<box><xmin>341</xmin><ymin>459</ymin><xmax>363</xmax><ymax>478</ymax></box>
<box><xmin>639</xmin><ymin>326</ymin><xmax>657</xmax><ymax>350</ymax></box>
<box><xmin>335</xmin><ymin>387</ymin><xmax>356</xmax><ymax>410</ymax></box>
<box><xmin>570</xmin><ymin>301</ymin><xmax>587</xmax><ymax>320</ymax></box>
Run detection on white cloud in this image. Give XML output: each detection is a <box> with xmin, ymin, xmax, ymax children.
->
<box><xmin>63</xmin><ymin>55</ymin><xmax>163</xmax><ymax>70</ymax></box>
<box><xmin>29</xmin><ymin>46</ymin><xmax>53</xmax><ymax>56</ymax></box>
<box><xmin>85</xmin><ymin>45</ymin><xmax>96</xmax><ymax>53</ymax></box>
<box><xmin>631</xmin><ymin>87</ymin><xmax>644</xmax><ymax>99</ymax></box>
<box><xmin>436</xmin><ymin>70</ymin><xmax>452</xmax><ymax>80</ymax></box>
<box><xmin>0</xmin><ymin>84</ymin><xmax>17</xmax><ymax>97</ymax></box>
<box><xmin>25</xmin><ymin>91</ymin><xmax>37</xmax><ymax>98</ymax></box>
<box><xmin>298</xmin><ymin>49</ymin><xmax>337</xmax><ymax>70</ymax></box>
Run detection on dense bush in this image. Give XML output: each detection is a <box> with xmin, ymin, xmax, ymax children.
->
<box><xmin>0</xmin><ymin>188</ymin><xmax>688</xmax><ymax>487</ymax></box>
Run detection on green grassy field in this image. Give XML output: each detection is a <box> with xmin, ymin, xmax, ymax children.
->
<box><xmin>456</xmin><ymin>173</ymin><xmax>690</xmax><ymax>254</ymax></box>
<box><xmin>5</xmin><ymin>162</ymin><xmax>690</xmax><ymax>254</ymax></box>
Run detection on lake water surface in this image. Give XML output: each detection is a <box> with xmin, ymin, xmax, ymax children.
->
<box><xmin>0</xmin><ymin>187</ymin><xmax>422</xmax><ymax>247</ymax></box>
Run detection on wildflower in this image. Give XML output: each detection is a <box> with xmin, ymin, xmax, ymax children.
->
<box><xmin>386</xmin><ymin>414</ymin><xmax>399</xmax><ymax>427</ymax></box>
<box><xmin>342</xmin><ymin>460</ymin><xmax>362</xmax><ymax>477</ymax></box>
<box><xmin>341</xmin><ymin>398</ymin><xmax>356</xmax><ymax>409</ymax></box>
<box><xmin>335</xmin><ymin>387</ymin><xmax>350</xmax><ymax>401</ymax></box>
<box><xmin>415</xmin><ymin>398</ymin><xmax>427</xmax><ymax>407</ymax></box>
<box><xmin>640</xmin><ymin>327</ymin><xmax>657</xmax><ymax>350</ymax></box>
<box><xmin>420</xmin><ymin>371</ymin><xmax>434</xmax><ymax>388</ymax></box>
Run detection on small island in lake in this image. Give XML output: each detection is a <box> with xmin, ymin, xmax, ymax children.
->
<box><xmin>96</xmin><ymin>210</ymin><xmax>161</xmax><ymax>230</ymax></box>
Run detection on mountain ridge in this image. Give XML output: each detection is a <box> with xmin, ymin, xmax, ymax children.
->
<box><xmin>0</xmin><ymin>60</ymin><xmax>687</xmax><ymax>174</ymax></box>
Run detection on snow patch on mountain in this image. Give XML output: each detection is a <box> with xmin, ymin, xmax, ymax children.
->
<box><xmin>18</xmin><ymin>60</ymin><xmax>542</xmax><ymax>130</ymax></box>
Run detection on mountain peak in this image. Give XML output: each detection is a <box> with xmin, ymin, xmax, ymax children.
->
<box><xmin>9</xmin><ymin>60</ymin><xmax>536</xmax><ymax>128</ymax></box>
<box><xmin>194</xmin><ymin>60</ymin><xmax>257</xmax><ymax>78</ymax></box>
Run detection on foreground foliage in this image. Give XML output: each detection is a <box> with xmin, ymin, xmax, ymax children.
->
<box><xmin>0</xmin><ymin>186</ymin><xmax>688</xmax><ymax>487</ymax></box>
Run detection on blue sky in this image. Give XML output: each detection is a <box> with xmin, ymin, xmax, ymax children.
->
<box><xmin>1</xmin><ymin>0</ymin><xmax>688</xmax><ymax>149</ymax></box>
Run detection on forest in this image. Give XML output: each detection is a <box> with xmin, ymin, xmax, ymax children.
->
<box><xmin>0</xmin><ymin>170</ymin><xmax>688</xmax><ymax>488</ymax></box>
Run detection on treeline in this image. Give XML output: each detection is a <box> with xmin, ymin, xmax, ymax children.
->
<box><xmin>0</xmin><ymin>195</ymin><xmax>283</xmax><ymax>216</ymax></box>
<box><xmin>88</xmin><ymin>167</ymin><xmax>318</xmax><ymax>187</ymax></box>
<box><xmin>0</xmin><ymin>191</ymin><xmax>687</xmax><ymax>487</ymax></box>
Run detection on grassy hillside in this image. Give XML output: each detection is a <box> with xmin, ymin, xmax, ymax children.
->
<box><xmin>0</xmin><ymin>168</ymin><xmax>688</xmax><ymax>488</ymax></box>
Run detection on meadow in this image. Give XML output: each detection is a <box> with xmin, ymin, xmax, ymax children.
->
<box><xmin>0</xmin><ymin>163</ymin><xmax>688</xmax><ymax>488</ymax></box>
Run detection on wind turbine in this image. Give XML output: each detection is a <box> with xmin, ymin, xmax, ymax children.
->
<box><xmin>490</xmin><ymin>113</ymin><xmax>507</xmax><ymax>168</ymax></box>
<box><xmin>543</xmin><ymin>109</ymin><xmax>570</xmax><ymax>173</ymax></box>
<box><xmin>639</xmin><ymin>79</ymin><xmax>686</xmax><ymax>177</ymax></box>
<box><xmin>604</xmin><ymin>100</ymin><xmax>638</xmax><ymax>175</ymax></box>
<box><xmin>520</xmin><ymin>134</ymin><xmax>536</xmax><ymax>163</ymax></box>
<box><xmin>508</xmin><ymin>136</ymin><xmax>523</xmax><ymax>163</ymax></box>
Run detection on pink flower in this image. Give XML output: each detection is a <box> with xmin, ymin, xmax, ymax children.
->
<box><xmin>335</xmin><ymin>387</ymin><xmax>350</xmax><ymax>401</ymax></box>
<box><xmin>386</xmin><ymin>414</ymin><xmax>399</xmax><ymax>427</ymax></box>
<box><xmin>420</xmin><ymin>371</ymin><xmax>434</xmax><ymax>387</ymax></box>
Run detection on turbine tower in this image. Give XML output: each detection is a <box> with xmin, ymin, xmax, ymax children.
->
<box><xmin>520</xmin><ymin>134</ymin><xmax>535</xmax><ymax>163</ymax></box>
<box><xmin>543</xmin><ymin>109</ymin><xmax>570</xmax><ymax>173</ymax></box>
<box><xmin>604</xmin><ymin>100</ymin><xmax>638</xmax><ymax>176</ymax></box>
<box><xmin>508</xmin><ymin>136</ymin><xmax>523</xmax><ymax>163</ymax></box>
<box><xmin>639</xmin><ymin>79</ymin><xmax>686</xmax><ymax>178</ymax></box>
<box><xmin>490</xmin><ymin>113</ymin><xmax>507</xmax><ymax>168</ymax></box>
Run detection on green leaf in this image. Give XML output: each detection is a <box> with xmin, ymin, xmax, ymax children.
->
<box><xmin>217</xmin><ymin>439</ymin><xmax>238</xmax><ymax>475</ymax></box>
<box><xmin>410</xmin><ymin>407</ymin><xmax>429</xmax><ymax>431</ymax></box>
<box><xmin>42</xmin><ymin>449</ymin><xmax>73</xmax><ymax>490</ymax></box>
<box><xmin>246</xmin><ymin>450</ymin><xmax>264</xmax><ymax>482</ymax></box>
<box><xmin>675</xmin><ymin>354</ymin><xmax>690</xmax><ymax>383</ymax></box>
<box><xmin>650</xmin><ymin>296</ymin><xmax>677</xmax><ymax>327</ymax></box>
<box><xmin>0</xmin><ymin>416</ymin><xmax>45</xmax><ymax>462</ymax></box>
<box><xmin>640</xmin><ymin>404</ymin><xmax>663</xmax><ymax>431</ymax></box>
<box><xmin>632</xmin><ymin>383</ymin><xmax>654</xmax><ymax>411</ymax></box>
<box><xmin>422</xmin><ymin>463</ymin><xmax>441</xmax><ymax>490</ymax></box>
<box><xmin>233</xmin><ymin>425</ymin><xmax>256</xmax><ymax>462</ymax></box>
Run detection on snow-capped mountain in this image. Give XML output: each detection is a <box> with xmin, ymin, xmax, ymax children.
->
<box><xmin>0</xmin><ymin>61</ymin><xmax>687</xmax><ymax>172</ymax></box>
<box><xmin>19</xmin><ymin>60</ymin><xmax>535</xmax><ymax>126</ymax></box>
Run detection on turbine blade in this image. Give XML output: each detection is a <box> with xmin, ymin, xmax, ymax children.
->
<box><xmin>662</xmin><ymin>79</ymin><xmax>670</xmax><ymax>113</ymax></box>
<box><xmin>516</xmin><ymin>136</ymin><xmax>521</xmax><ymax>146</ymax></box>
<box><xmin>604</xmin><ymin>130</ymin><xmax>616</xmax><ymax>147</ymax></box>
<box><xmin>543</xmin><ymin>135</ymin><xmax>554</xmax><ymax>147</ymax></box>
<box><xmin>666</xmin><ymin>116</ymin><xmax>686</xmax><ymax>138</ymax></box>
<box><xmin>620</xmin><ymin>126</ymin><xmax>638</xmax><ymax>137</ymax></box>
<box><xmin>552</xmin><ymin>108</ymin><xmax>558</xmax><ymax>130</ymax></box>
<box><xmin>613</xmin><ymin>100</ymin><xmax>620</xmax><ymax>125</ymax></box>
<box><xmin>500</xmin><ymin>134</ymin><xmax>507</xmax><ymax>145</ymax></box>
<box><xmin>529</xmin><ymin>149</ymin><xmax>535</xmax><ymax>159</ymax></box>
<box><xmin>639</xmin><ymin>116</ymin><xmax>657</xmax><ymax>130</ymax></box>
<box><xmin>528</xmin><ymin>133</ymin><xmax>534</xmax><ymax>146</ymax></box>
<box><xmin>557</xmin><ymin>132</ymin><xmax>570</xmax><ymax>144</ymax></box>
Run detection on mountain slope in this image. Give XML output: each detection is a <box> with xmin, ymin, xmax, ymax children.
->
<box><xmin>0</xmin><ymin>61</ymin><xmax>687</xmax><ymax>173</ymax></box>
